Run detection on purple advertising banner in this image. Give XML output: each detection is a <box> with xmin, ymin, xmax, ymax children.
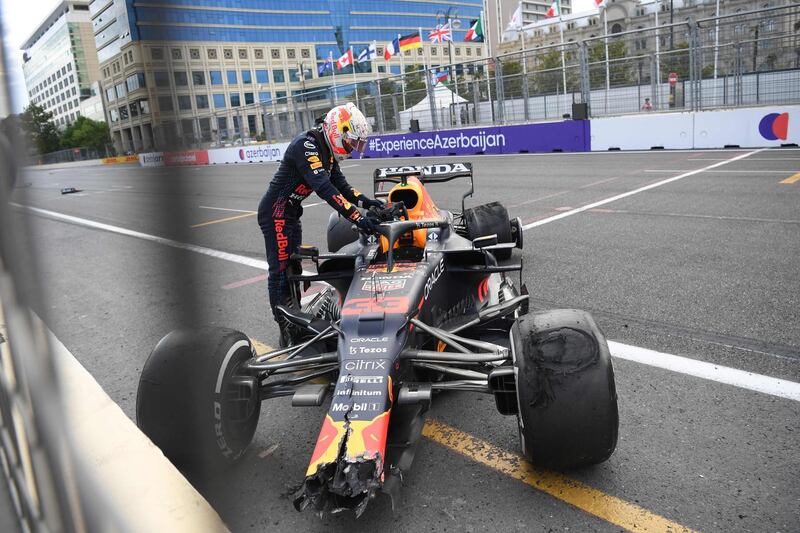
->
<box><xmin>359</xmin><ymin>120</ymin><xmax>589</xmax><ymax>158</ymax></box>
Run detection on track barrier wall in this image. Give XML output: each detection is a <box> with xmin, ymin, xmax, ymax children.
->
<box><xmin>137</xmin><ymin>105</ymin><xmax>800</xmax><ymax>166</ymax></box>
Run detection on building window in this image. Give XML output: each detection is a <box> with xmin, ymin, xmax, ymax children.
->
<box><xmin>177</xmin><ymin>95</ymin><xmax>192</xmax><ymax>111</ymax></box>
<box><xmin>171</xmin><ymin>48</ymin><xmax>182</xmax><ymax>60</ymax></box>
<box><xmin>158</xmin><ymin>96</ymin><xmax>174</xmax><ymax>111</ymax></box>
<box><xmin>217</xmin><ymin>117</ymin><xmax>227</xmax><ymax>137</ymax></box>
<box><xmin>230</xmin><ymin>93</ymin><xmax>241</xmax><ymax>107</ymax></box>
<box><xmin>255</xmin><ymin>69</ymin><xmax>268</xmax><ymax>83</ymax></box>
<box><xmin>139</xmin><ymin>99</ymin><xmax>150</xmax><ymax>114</ymax></box>
<box><xmin>195</xmin><ymin>94</ymin><xmax>209</xmax><ymax>109</ymax></box>
<box><xmin>190</xmin><ymin>48</ymin><xmax>200</xmax><ymax>60</ymax></box>
<box><xmin>271</xmin><ymin>49</ymin><xmax>280</xmax><ymax>59</ymax></box>
<box><xmin>208</xmin><ymin>48</ymin><xmax>218</xmax><ymax>60</ymax></box>
<box><xmin>106</xmin><ymin>87</ymin><xmax>116</xmax><ymax>102</ymax></box>
<box><xmin>154</xmin><ymin>71</ymin><xmax>170</xmax><ymax>87</ymax></box>
<box><xmin>227</xmin><ymin>70</ymin><xmax>237</xmax><ymax>84</ymax></box>
<box><xmin>119</xmin><ymin>105</ymin><xmax>128</xmax><ymax>120</ymax></box>
<box><xmin>244</xmin><ymin>92</ymin><xmax>254</xmax><ymax>105</ymax></box>
<box><xmin>129</xmin><ymin>102</ymin><xmax>139</xmax><ymax>117</ymax></box>
<box><xmin>126</xmin><ymin>72</ymin><xmax>146</xmax><ymax>92</ymax></box>
<box><xmin>115</xmin><ymin>82</ymin><xmax>126</xmax><ymax>98</ymax></box>
<box><xmin>241</xmin><ymin>70</ymin><xmax>252</xmax><ymax>84</ymax></box>
<box><xmin>275</xmin><ymin>90</ymin><xmax>287</xmax><ymax>100</ymax></box>
<box><xmin>213</xmin><ymin>93</ymin><xmax>226</xmax><ymax>108</ymax></box>
<box><xmin>287</xmin><ymin>68</ymin><xmax>298</xmax><ymax>82</ymax></box>
<box><xmin>174</xmin><ymin>71</ymin><xmax>188</xmax><ymax>86</ymax></box>
<box><xmin>258</xmin><ymin>91</ymin><xmax>271</xmax><ymax>103</ymax></box>
<box><xmin>110</xmin><ymin>108</ymin><xmax>119</xmax><ymax>122</ymax></box>
<box><xmin>254</xmin><ymin>49</ymin><xmax>264</xmax><ymax>59</ymax></box>
<box><xmin>273</xmin><ymin>69</ymin><xmax>285</xmax><ymax>83</ymax></box>
<box><xmin>477</xmin><ymin>48</ymin><xmax>482</xmax><ymax>56</ymax></box>
<box><xmin>223</xmin><ymin>48</ymin><xmax>233</xmax><ymax>59</ymax></box>
<box><xmin>238</xmin><ymin>48</ymin><xmax>248</xmax><ymax>59</ymax></box>
<box><xmin>192</xmin><ymin>71</ymin><xmax>206</xmax><ymax>85</ymax></box>
<box><xmin>210</xmin><ymin>70</ymin><xmax>223</xmax><ymax>85</ymax></box>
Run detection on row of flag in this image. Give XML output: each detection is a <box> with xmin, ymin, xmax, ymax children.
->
<box><xmin>317</xmin><ymin>18</ymin><xmax>485</xmax><ymax>75</ymax></box>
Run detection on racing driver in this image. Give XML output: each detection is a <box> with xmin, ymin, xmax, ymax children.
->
<box><xmin>257</xmin><ymin>102</ymin><xmax>382</xmax><ymax>344</ymax></box>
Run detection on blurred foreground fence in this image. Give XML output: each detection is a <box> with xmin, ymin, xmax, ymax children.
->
<box><xmin>146</xmin><ymin>4</ymin><xmax>799</xmax><ymax>150</ymax></box>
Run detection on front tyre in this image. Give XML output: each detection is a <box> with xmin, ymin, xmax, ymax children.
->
<box><xmin>512</xmin><ymin>309</ymin><xmax>618</xmax><ymax>469</ymax></box>
<box><xmin>136</xmin><ymin>327</ymin><xmax>261</xmax><ymax>475</ymax></box>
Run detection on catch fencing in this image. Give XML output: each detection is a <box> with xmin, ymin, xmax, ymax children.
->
<box><xmin>150</xmin><ymin>4</ymin><xmax>799</xmax><ymax>150</ymax></box>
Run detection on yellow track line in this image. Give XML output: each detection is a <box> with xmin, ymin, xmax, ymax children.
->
<box><xmin>422</xmin><ymin>419</ymin><xmax>696</xmax><ymax>533</ymax></box>
<box><xmin>779</xmin><ymin>172</ymin><xmax>800</xmax><ymax>184</ymax></box>
<box><xmin>249</xmin><ymin>338</ymin><xmax>691</xmax><ymax>531</ymax></box>
<box><xmin>191</xmin><ymin>211</ymin><xmax>256</xmax><ymax>228</ymax></box>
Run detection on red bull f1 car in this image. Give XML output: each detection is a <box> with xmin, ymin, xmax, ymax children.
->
<box><xmin>136</xmin><ymin>162</ymin><xmax>619</xmax><ymax>517</ymax></box>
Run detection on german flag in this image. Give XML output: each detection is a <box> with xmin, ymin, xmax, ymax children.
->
<box><xmin>399</xmin><ymin>32</ymin><xmax>422</xmax><ymax>52</ymax></box>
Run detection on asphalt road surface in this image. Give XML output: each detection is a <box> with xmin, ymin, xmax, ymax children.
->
<box><xmin>10</xmin><ymin>149</ymin><xmax>800</xmax><ymax>532</ymax></box>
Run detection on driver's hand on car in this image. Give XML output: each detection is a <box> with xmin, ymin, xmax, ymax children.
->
<box><xmin>355</xmin><ymin>215</ymin><xmax>379</xmax><ymax>234</ymax></box>
<box><xmin>359</xmin><ymin>195</ymin><xmax>384</xmax><ymax>210</ymax></box>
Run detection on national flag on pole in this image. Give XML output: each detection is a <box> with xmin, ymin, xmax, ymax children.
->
<box><xmin>336</xmin><ymin>49</ymin><xmax>353</xmax><ymax>70</ymax></box>
<box><xmin>507</xmin><ymin>2</ymin><xmax>523</xmax><ymax>30</ymax></box>
<box><xmin>357</xmin><ymin>42</ymin><xmax>377</xmax><ymax>63</ymax></box>
<box><xmin>545</xmin><ymin>1</ymin><xmax>561</xmax><ymax>18</ymax></box>
<box><xmin>399</xmin><ymin>32</ymin><xmax>422</xmax><ymax>52</ymax></box>
<box><xmin>318</xmin><ymin>52</ymin><xmax>333</xmax><ymax>76</ymax></box>
<box><xmin>430</xmin><ymin>68</ymin><xmax>449</xmax><ymax>86</ymax></box>
<box><xmin>594</xmin><ymin>0</ymin><xmax>607</xmax><ymax>6</ymax></box>
<box><xmin>464</xmin><ymin>18</ymin><xmax>484</xmax><ymax>42</ymax></box>
<box><xmin>384</xmin><ymin>37</ymin><xmax>399</xmax><ymax>60</ymax></box>
<box><xmin>428</xmin><ymin>23</ymin><xmax>452</xmax><ymax>43</ymax></box>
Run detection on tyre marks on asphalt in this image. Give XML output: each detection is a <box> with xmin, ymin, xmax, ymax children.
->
<box><xmin>422</xmin><ymin>419</ymin><xmax>696</xmax><ymax>533</ymax></box>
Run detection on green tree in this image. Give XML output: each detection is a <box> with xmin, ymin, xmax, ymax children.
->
<box><xmin>498</xmin><ymin>60</ymin><xmax>524</xmax><ymax>99</ymax></box>
<box><xmin>20</xmin><ymin>104</ymin><xmax>60</xmax><ymax>155</ymax></box>
<box><xmin>60</xmin><ymin>116</ymin><xmax>111</xmax><ymax>152</ymax></box>
<box><xmin>588</xmin><ymin>40</ymin><xmax>632</xmax><ymax>87</ymax></box>
<box><xmin>403</xmin><ymin>64</ymin><xmax>427</xmax><ymax>108</ymax></box>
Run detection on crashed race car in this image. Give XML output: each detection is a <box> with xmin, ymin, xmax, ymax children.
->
<box><xmin>136</xmin><ymin>162</ymin><xmax>619</xmax><ymax>517</ymax></box>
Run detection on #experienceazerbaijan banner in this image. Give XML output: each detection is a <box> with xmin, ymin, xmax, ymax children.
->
<box><xmin>358</xmin><ymin>121</ymin><xmax>589</xmax><ymax>158</ymax></box>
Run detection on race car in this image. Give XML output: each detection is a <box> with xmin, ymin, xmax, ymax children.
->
<box><xmin>136</xmin><ymin>162</ymin><xmax>619</xmax><ymax>517</ymax></box>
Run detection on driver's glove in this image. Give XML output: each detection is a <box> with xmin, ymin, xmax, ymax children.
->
<box><xmin>359</xmin><ymin>195</ymin><xmax>384</xmax><ymax>210</ymax></box>
<box><xmin>355</xmin><ymin>215</ymin><xmax>378</xmax><ymax>234</ymax></box>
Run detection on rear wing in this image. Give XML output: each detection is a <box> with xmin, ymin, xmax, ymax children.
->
<box><xmin>372</xmin><ymin>162</ymin><xmax>474</xmax><ymax>212</ymax></box>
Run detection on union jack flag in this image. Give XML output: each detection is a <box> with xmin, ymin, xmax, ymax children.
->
<box><xmin>428</xmin><ymin>23</ymin><xmax>452</xmax><ymax>43</ymax></box>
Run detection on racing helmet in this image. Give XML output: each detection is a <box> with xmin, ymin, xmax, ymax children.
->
<box><xmin>322</xmin><ymin>102</ymin><xmax>371</xmax><ymax>161</ymax></box>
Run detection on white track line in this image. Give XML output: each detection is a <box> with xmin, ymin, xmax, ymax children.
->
<box><xmin>15</xmin><ymin>195</ymin><xmax>800</xmax><ymax>402</ymax></box>
<box><xmin>13</xmin><ymin>203</ymin><xmax>270</xmax><ymax>271</ymax></box>
<box><xmin>644</xmin><ymin>169</ymin><xmax>791</xmax><ymax>173</ymax></box>
<box><xmin>609</xmin><ymin>341</ymin><xmax>800</xmax><ymax>402</ymax></box>
<box><xmin>521</xmin><ymin>149</ymin><xmax>762</xmax><ymax>231</ymax></box>
<box><xmin>199</xmin><ymin>205</ymin><xmax>256</xmax><ymax>213</ymax></box>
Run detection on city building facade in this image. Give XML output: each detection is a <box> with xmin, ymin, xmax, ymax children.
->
<box><xmin>89</xmin><ymin>0</ymin><xmax>489</xmax><ymax>153</ymax></box>
<box><xmin>499</xmin><ymin>0</ymin><xmax>796</xmax><ymax>55</ymax></box>
<box><xmin>21</xmin><ymin>1</ymin><xmax>101</xmax><ymax>128</ymax></box>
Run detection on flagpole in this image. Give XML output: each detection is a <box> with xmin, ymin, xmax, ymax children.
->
<box><xmin>330</xmin><ymin>51</ymin><xmax>337</xmax><ymax>104</ymax></box>
<box><xmin>374</xmin><ymin>41</ymin><xmax>380</xmax><ymax>81</ymax></box>
<box><xmin>558</xmin><ymin>1</ymin><xmax>567</xmax><ymax>101</ymax></box>
<box><xmin>654</xmin><ymin>0</ymin><xmax>661</xmax><ymax>109</ymax></box>
<box><xmin>351</xmin><ymin>46</ymin><xmax>359</xmax><ymax>107</ymax></box>
<box><xmin>603</xmin><ymin>4</ymin><xmax>610</xmax><ymax>114</ymax></box>
<box><xmin>480</xmin><ymin>9</ymin><xmax>493</xmax><ymax>125</ymax></box>
<box><xmin>399</xmin><ymin>33</ymin><xmax>407</xmax><ymax>110</ymax></box>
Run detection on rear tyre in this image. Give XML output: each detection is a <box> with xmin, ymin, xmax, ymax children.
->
<box><xmin>136</xmin><ymin>327</ymin><xmax>260</xmax><ymax>475</ymax></box>
<box><xmin>512</xmin><ymin>309</ymin><xmax>618</xmax><ymax>469</ymax></box>
<box><xmin>464</xmin><ymin>202</ymin><xmax>513</xmax><ymax>260</ymax></box>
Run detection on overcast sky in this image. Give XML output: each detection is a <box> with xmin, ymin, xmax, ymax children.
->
<box><xmin>0</xmin><ymin>0</ymin><xmax>598</xmax><ymax>116</ymax></box>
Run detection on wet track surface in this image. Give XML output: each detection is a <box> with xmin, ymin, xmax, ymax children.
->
<box><xmin>10</xmin><ymin>149</ymin><xmax>800</xmax><ymax>532</ymax></box>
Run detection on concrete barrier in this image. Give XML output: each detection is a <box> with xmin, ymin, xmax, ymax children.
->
<box><xmin>590</xmin><ymin>113</ymin><xmax>694</xmax><ymax>151</ymax></box>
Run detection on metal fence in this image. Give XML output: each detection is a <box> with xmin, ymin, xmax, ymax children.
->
<box><xmin>153</xmin><ymin>4</ymin><xmax>799</xmax><ymax>150</ymax></box>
